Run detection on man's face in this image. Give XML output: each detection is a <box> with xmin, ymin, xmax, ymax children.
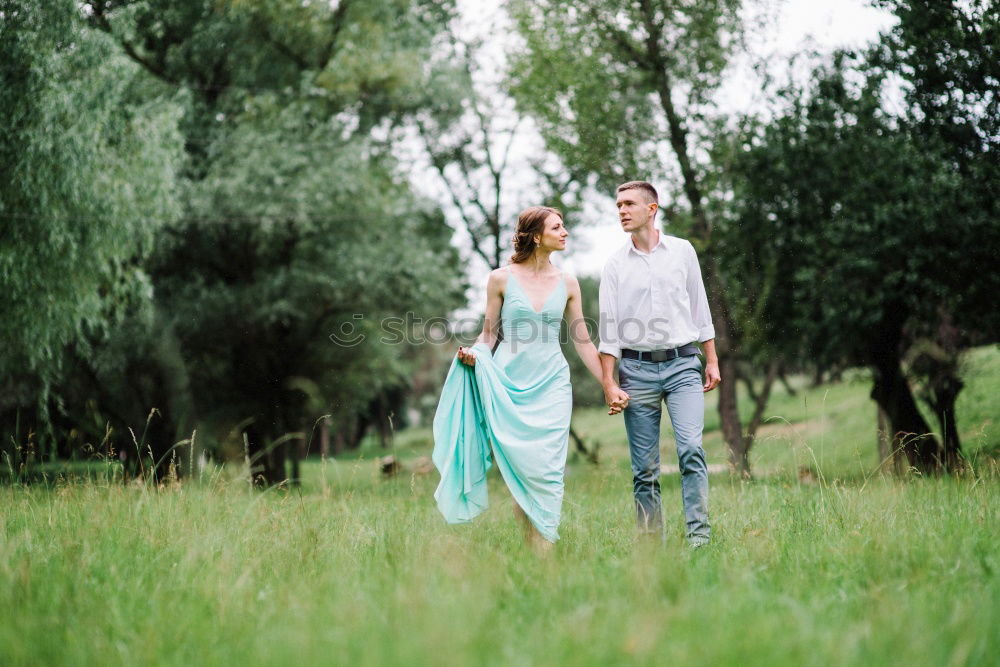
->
<box><xmin>616</xmin><ymin>189</ymin><xmax>657</xmax><ymax>233</ymax></box>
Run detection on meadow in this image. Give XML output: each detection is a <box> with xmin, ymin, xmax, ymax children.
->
<box><xmin>1</xmin><ymin>348</ymin><xmax>998</xmax><ymax>666</ymax></box>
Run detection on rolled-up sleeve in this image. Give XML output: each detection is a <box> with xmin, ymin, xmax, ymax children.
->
<box><xmin>598</xmin><ymin>260</ymin><xmax>621</xmax><ymax>358</ymax></box>
<box><xmin>686</xmin><ymin>243</ymin><xmax>716</xmax><ymax>342</ymax></box>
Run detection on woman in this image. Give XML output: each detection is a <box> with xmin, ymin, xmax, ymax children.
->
<box><xmin>432</xmin><ymin>206</ymin><xmax>620</xmax><ymax>549</ymax></box>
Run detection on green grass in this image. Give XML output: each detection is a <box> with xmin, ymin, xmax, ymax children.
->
<box><xmin>1</xmin><ymin>468</ymin><xmax>996</xmax><ymax>666</ymax></box>
<box><xmin>1</xmin><ymin>347</ymin><xmax>999</xmax><ymax>666</ymax></box>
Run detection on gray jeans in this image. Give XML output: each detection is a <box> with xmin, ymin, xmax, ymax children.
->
<box><xmin>619</xmin><ymin>354</ymin><xmax>710</xmax><ymax>541</ymax></box>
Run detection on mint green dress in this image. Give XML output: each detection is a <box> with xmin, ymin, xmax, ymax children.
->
<box><xmin>432</xmin><ymin>269</ymin><xmax>572</xmax><ymax>542</ymax></box>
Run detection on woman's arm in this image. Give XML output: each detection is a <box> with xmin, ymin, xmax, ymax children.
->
<box><xmin>566</xmin><ymin>275</ymin><xmax>629</xmax><ymax>413</ymax></box>
<box><xmin>458</xmin><ymin>269</ymin><xmax>504</xmax><ymax>366</ymax></box>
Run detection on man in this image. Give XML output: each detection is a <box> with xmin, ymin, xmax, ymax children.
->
<box><xmin>599</xmin><ymin>181</ymin><xmax>721</xmax><ymax>547</ymax></box>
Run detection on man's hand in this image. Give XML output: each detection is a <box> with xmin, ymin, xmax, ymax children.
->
<box><xmin>703</xmin><ymin>361</ymin><xmax>721</xmax><ymax>392</ymax></box>
<box><xmin>604</xmin><ymin>383</ymin><xmax>630</xmax><ymax>415</ymax></box>
<box><xmin>457</xmin><ymin>346</ymin><xmax>476</xmax><ymax>366</ymax></box>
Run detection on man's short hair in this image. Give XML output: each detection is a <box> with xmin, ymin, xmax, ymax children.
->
<box><xmin>616</xmin><ymin>181</ymin><xmax>658</xmax><ymax>205</ymax></box>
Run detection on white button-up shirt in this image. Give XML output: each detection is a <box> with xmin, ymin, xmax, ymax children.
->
<box><xmin>598</xmin><ymin>232</ymin><xmax>715</xmax><ymax>359</ymax></box>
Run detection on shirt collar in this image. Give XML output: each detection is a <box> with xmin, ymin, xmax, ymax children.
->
<box><xmin>627</xmin><ymin>230</ymin><xmax>667</xmax><ymax>256</ymax></box>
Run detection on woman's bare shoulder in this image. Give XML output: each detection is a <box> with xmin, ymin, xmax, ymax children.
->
<box><xmin>486</xmin><ymin>267</ymin><xmax>509</xmax><ymax>292</ymax></box>
<box><xmin>562</xmin><ymin>271</ymin><xmax>581</xmax><ymax>293</ymax></box>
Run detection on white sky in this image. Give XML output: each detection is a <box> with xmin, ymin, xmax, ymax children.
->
<box><xmin>415</xmin><ymin>0</ymin><xmax>898</xmax><ymax>311</ymax></box>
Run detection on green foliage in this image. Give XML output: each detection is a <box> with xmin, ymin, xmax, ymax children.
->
<box><xmin>870</xmin><ymin>0</ymin><xmax>1000</xmax><ymax>334</ymax></box>
<box><xmin>84</xmin><ymin>0</ymin><xmax>458</xmax><ymax>130</ymax></box>
<box><xmin>3</xmin><ymin>0</ymin><xmax>468</xmax><ymax>471</ymax></box>
<box><xmin>873</xmin><ymin>0</ymin><xmax>1000</xmax><ymax>164</ymax></box>
<box><xmin>0</xmin><ymin>0</ymin><xmax>183</xmax><ymax>395</ymax></box>
<box><xmin>724</xmin><ymin>60</ymin><xmax>961</xmax><ymax>366</ymax></box>
<box><xmin>719</xmin><ymin>30</ymin><xmax>1000</xmax><ymax>468</ymax></box>
<box><xmin>130</xmin><ymin>0</ymin><xmax>469</xmax><ymax>459</ymax></box>
<box><xmin>723</xmin><ymin>37</ymin><xmax>999</xmax><ymax>364</ymax></box>
<box><xmin>152</xmin><ymin>98</ymin><xmax>466</xmax><ymax>439</ymax></box>
<box><xmin>507</xmin><ymin>0</ymin><xmax>742</xmax><ymax>195</ymax></box>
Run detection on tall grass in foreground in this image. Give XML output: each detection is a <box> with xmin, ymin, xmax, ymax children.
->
<box><xmin>3</xmin><ymin>347</ymin><xmax>998</xmax><ymax>665</ymax></box>
<box><xmin>1</xmin><ymin>461</ymin><xmax>996</xmax><ymax>666</ymax></box>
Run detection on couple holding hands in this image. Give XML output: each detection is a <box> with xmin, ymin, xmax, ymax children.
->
<box><xmin>433</xmin><ymin>181</ymin><xmax>721</xmax><ymax>550</ymax></box>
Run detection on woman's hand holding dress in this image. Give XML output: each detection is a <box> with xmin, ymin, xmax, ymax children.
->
<box><xmin>457</xmin><ymin>346</ymin><xmax>476</xmax><ymax>366</ymax></box>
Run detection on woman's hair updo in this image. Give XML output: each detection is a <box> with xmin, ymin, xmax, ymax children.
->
<box><xmin>510</xmin><ymin>206</ymin><xmax>562</xmax><ymax>264</ymax></box>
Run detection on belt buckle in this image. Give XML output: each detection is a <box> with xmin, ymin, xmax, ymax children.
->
<box><xmin>650</xmin><ymin>349</ymin><xmax>669</xmax><ymax>362</ymax></box>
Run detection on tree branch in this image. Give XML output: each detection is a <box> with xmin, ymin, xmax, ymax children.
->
<box><xmin>251</xmin><ymin>16</ymin><xmax>311</xmax><ymax>70</ymax></box>
<box><xmin>318</xmin><ymin>0</ymin><xmax>354</xmax><ymax>69</ymax></box>
<box><xmin>416</xmin><ymin>120</ymin><xmax>495</xmax><ymax>268</ymax></box>
<box><xmin>650</xmin><ymin>64</ymin><xmax>711</xmax><ymax>241</ymax></box>
<box><xmin>86</xmin><ymin>1</ymin><xmax>180</xmax><ymax>86</ymax></box>
<box><xmin>744</xmin><ymin>361</ymin><xmax>779</xmax><ymax>444</ymax></box>
<box><xmin>587</xmin><ymin>6</ymin><xmax>648</xmax><ymax>68</ymax></box>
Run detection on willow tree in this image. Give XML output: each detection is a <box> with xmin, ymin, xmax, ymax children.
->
<box><xmin>0</xmin><ymin>0</ymin><xmax>183</xmax><ymax>467</ymax></box>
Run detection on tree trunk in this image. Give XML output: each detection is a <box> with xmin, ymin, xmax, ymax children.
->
<box><xmin>869</xmin><ymin>303</ymin><xmax>943</xmax><ymax>474</ymax></box>
<box><xmin>744</xmin><ymin>361</ymin><xmax>779</xmax><ymax>446</ymax></box>
<box><xmin>937</xmin><ymin>390</ymin><xmax>963</xmax><ymax>471</ymax></box>
<box><xmin>705</xmin><ymin>259</ymin><xmax>749</xmax><ymax>477</ymax></box>
<box><xmin>870</xmin><ymin>354</ymin><xmax>940</xmax><ymax>474</ymax></box>
<box><xmin>777</xmin><ymin>362</ymin><xmax>797</xmax><ymax>397</ymax></box>
<box><xmin>921</xmin><ymin>314</ymin><xmax>965</xmax><ymax>472</ymax></box>
<box><xmin>648</xmin><ymin>65</ymin><xmax>749</xmax><ymax>476</ymax></box>
<box><xmin>376</xmin><ymin>394</ymin><xmax>392</xmax><ymax>448</ymax></box>
<box><xmin>876</xmin><ymin>405</ymin><xmax>906</xmax><ymax>475</ymax></box>
<box><xmin>924</xmin><ymin>365</ymin><xmax>964</xmax><ymax>473</ymax></box>
<box><xmin>243</xmin><ymin>419</ymin><xmax>288</xmax><ymax>487</ymax></box>
<box><xmin>333</xmin><ymin>427</ymin><xmax>345</xmax><ymax>456</ymax></box>
<box><xmin>291</xmin><ymin>443</ymin><xmax>302</xmax><ymax>486</ymax></box>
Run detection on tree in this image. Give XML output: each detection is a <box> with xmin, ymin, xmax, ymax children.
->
<box><xmin>153</xmin><ymin>100</ymin><xmax>466</xmax><ymax>482</ymax></box>
<box><xmin>721</xmin><ymin>0</ymin><xmax>1000</xmax><ymax>474</ymax></box>
<box><xmin>507</xmin><ymin>0</ymin><xmax>760</xmax><ymax>474</ymax></box>
<box><xmin>82</xmin><ymin>0</ymin><xmax>467</xmax><ymax>484</ymax></box>
<box><xmin>0</xmin><ymin>0</ymin><xmax>183</xmax><ymax>469</ymax></box>
<box><xmin>871</xmin><ymin>0</ymin><xmax>1000</xmax><ymax>465</ymax></box>
<box><xmin>873</xmin><ymin>0</ymin><xmax>999</xmax><ymax>168</ymax></box>
<box><xmin>0</xmin><ymin>0</ymin><xmax>469</xmax><ymax>483</ymax></box>
<box><xmin>724</xmin><ymin>53</ymin><xmax>999</xmax><ymax>473</ymax></box>
<box><xmin>413</xmin><ymin>20</ymin><xmax>585</xmax><ymax>271</ymax></box>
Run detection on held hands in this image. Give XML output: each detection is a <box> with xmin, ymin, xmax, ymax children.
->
<box><xmin>703</xmin><ymin>361</ymin><xmax>721</xmax><ymax>392</ymax></box>
<box><xmin>603</xmin><ymin>383</ymin><xmax>630</xmax><ymax>415</ymax></box>
<box><xmin>457</xmin><ymin>346</ymin><xmax>477</xmax><ymax>367</ymax></box>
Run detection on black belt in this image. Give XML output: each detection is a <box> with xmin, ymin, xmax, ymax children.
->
<box><xmin>621</xmin><ymin>344</ymin><xmax>699</xmax><ymax>362</ymax></box>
